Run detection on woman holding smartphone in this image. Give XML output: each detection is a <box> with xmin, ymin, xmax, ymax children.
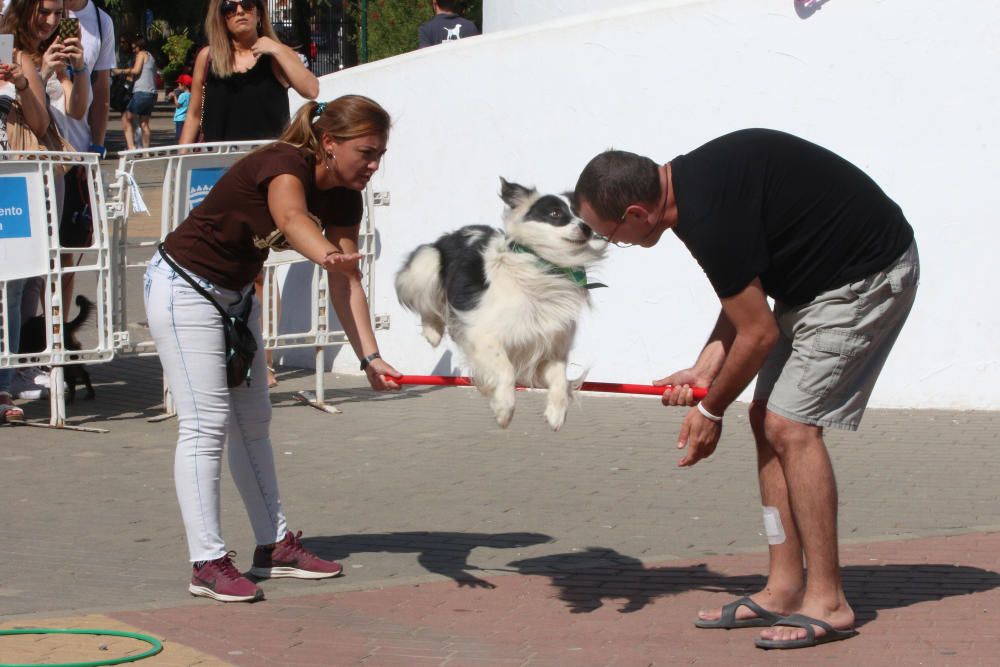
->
<box><xmin>0</xmin><ymin>0</ymin><xmax>90</xmax><ymax>129</ymax></box>
<box><xmin>0</xmin><ymin>33</ymin><xmax>50</xmax><ymax>425</ymax></box>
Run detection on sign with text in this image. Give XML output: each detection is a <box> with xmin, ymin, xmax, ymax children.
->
<box><xmin>0</xmin><ymin>173</ymin><xmax>48</xmax><ymax>279</ymax></box>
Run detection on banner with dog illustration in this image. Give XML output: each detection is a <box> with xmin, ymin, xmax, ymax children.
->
<box><xmin>0</xmin><ymin>172</ymin><xmax>49</xmax><ymax>280</ymax></box>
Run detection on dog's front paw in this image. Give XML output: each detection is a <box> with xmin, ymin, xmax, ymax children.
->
<box><xmin>491</xmin><ymin>394</ymin><xmax>515</xmax><ymax>429</ymax></box>
<box><xmin>544</xmin><ymin>403</ymin><xmax>567</xmax><ymax>431</ymax></box>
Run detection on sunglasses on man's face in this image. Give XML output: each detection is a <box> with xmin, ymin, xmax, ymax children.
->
<box><xmin>221</xmin><ymin>0</ymin><xmax>257</xmax><ymax>16</ymax></box>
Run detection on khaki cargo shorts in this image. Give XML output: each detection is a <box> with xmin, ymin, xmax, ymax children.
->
<box><xmin>753</xmin><ymin>240</ymin><xmax>919</xmax><ymax>431</ymax></box>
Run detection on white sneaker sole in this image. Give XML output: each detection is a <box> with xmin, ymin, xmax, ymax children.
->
<box><xmin>249</xmin><ymin>566</ymin><xmax>343</xmax><ymax>580</ymax></box>
<box><xmin>189</xmin><ymin>584</ymin><xmax>262</xmax><ymax>602</ymax></box>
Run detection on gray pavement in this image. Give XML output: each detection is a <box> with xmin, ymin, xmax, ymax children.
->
<box><xmin>2</xmin><ymin>99</ymin><xmax>1000</xmax><ymax>665</ymax></box>
<box><xmin>3</xmin><ymin>366</ymin><xmax>999</xmax><ymax>619</ymax></box>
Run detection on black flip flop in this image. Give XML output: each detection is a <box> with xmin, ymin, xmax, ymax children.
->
<box><xmin>754</xmin><ymin>613</ymin><xmax>858</xmax><ymax>649</ymax></box>
<box><xmin>694</xmin><ymin>596</ymin><xmax>783</xmax><ymax>629</ymax></box>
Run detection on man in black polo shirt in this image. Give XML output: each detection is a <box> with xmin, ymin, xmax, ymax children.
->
<box><xmin>574</xmin><ymin>129</ymin><xmax>918</xmax><ymax>649</ymax></box>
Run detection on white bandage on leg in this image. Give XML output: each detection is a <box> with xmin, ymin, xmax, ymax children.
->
<box><xmin>762</xmin><ymin>506</ymin><xmax>786</xmax><ymax>545</ymax></box>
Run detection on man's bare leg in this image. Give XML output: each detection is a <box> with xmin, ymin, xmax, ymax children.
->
<box><xmin>697</xmin><ymin>401</ymin><xmax>804</xmax><ymax>623</ymax></box>
<box><xmin>758</xmin><ymin>411</ymin><xmax>854</xmax><ymax>642</ymax></box>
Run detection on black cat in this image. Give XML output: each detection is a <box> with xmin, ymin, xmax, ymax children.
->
<box><xmin>19</xmin><ymin>295</ymin><xmax>96</xmax><ymax>402</ymax></box>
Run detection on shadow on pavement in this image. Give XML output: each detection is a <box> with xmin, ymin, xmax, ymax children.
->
<box><xmin>845</xmin><ymin>563</ymin><xmax>1000</xmax><ymax>627</ymax></box>
<box><xmin>301</xmin><ymin>531</ymin><xmax>552</xmax><ymax>589</ymax></box>
<box><xmin>511</xmin><ymin>548</ymin><xmax>746</xmax><ymax>614</ymax></box>
<box><xmin>31</xmin><ymin>359</ymin><xmax>441</xmax><ymax>426</ymax></box>
<box><xmin>508</xmin><ymin>548</ymin><xmax>1000</xmax><ymax>624</ymax></box>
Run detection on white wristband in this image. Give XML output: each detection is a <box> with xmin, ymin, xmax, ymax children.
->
<box><xmin>697</xmin><ymin>402</ymin><xmax>723</xmax><ymax>423</ymax></box>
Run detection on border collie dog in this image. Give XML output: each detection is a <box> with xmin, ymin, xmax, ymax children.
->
<box><xmin>395</xmin><ymin>179</ymin><xmax>605</xmax><ymax>430</ymax></box>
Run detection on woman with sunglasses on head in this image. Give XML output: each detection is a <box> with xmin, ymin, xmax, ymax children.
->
<box><xmin>146</xmin><ymin>95</ymin><xmax>401</xmax><ymax>603</ymax></box>
<box><xmin>178</xmin><ymin>0</ymin><xmax>318</xmax><ymax>145</ymax></box>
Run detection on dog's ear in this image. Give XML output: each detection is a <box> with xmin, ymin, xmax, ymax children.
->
<box><xmin>499</xmin><ymin>177</ymin><xmax>535</xmax><ymax>209</ymax></box>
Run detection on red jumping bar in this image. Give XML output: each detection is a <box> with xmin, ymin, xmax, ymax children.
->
<box><xmin>393</xmin><ymin>375</ymin><xmax>709</xmax><ymax>400</ymax></box>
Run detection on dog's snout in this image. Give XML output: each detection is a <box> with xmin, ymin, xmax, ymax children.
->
<box><xmin>578</xmin><ymin>221</ymin><xmax>593</xmax><ymax>239</ymax></box>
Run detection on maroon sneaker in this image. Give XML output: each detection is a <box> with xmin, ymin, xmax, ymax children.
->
<box><xmin>250</xmin><ymin>530</ymin><xmax>343</xmax><ymax>580</ymax></box>
<box><xmin>189</xmin><ymin>551</ymin><xmax>263</xmax><ymax>602</ymax></box>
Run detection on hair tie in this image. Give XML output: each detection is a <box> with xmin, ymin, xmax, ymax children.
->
<box><xmin>311</xmin><ymin>102</ymin><xmax>327</xmax><ymax>123</ymax></box>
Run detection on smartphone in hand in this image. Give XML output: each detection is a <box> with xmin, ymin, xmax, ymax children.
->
<box><xmin>0</xmin><ymin>34</ymin><xmax>13</xmax><ymax>65</ymax></box>
<box><xmin>57</xmin><ymin>17</ymin><xmax>80</xmax><ymax>42</ymax></box>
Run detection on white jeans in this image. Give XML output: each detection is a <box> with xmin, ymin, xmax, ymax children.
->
<box><xmin>144</xmin><ymin>251</ymin><xmax>287</xmax><ymax>562</ymax></box>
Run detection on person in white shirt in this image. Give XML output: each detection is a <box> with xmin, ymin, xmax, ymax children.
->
<box><xmin>62</xmin><ymin>0</ymin><xmax>114</xmax><ymax>155</ymax></box>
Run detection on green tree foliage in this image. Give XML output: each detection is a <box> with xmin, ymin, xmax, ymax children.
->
<box><xmin>104</xmin><ymin>0</ymin><xmax>207</xmax><ymax>43</ymax></box>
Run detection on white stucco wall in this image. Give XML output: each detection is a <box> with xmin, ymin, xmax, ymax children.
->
<box><xmin>287</xmin><ymin>0</ymin><xmax>999</xmax><ymax>410</ymax></box>
<box><xmin>482</xmin><ymin>0</ymin><xmax>614</xmax><ymax>33</ymax></box>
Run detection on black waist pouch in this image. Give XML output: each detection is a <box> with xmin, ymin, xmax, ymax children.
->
<box><xmin>158</xmin><ymin>243</ymin><xmax>257</xmax><ymax>387</ymax></box>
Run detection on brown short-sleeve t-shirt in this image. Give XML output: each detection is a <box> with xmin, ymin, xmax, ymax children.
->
<box><xmin>163</xmin><ymin>142</ymin><xmax>363</xmax><ymax>289</ymax></box>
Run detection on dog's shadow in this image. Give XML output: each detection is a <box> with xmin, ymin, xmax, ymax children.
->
<box><xmin>510</xmin><ymin>548</ymin><xmax>746</xmax><ymax>614</ymax></box>
<box><xmin>303</xmin><ymin>531</ymin><xmax>552</xmax><ymax>589</ymax></box>
<box><xmin>508</xmin><ymin>547</ymin><xmax>1000</xmax><ymax>624</ymax></box>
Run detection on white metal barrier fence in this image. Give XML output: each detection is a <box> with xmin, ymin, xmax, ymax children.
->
<box><xmin>109</xmin><ymin>143</ymin><xmax>377</xmax><ymax>417</ymax></box>
<box><xmin>0</xmin><ymin>151</ymin><xmax>113</xmax><ymax>430</ymax></box>
<box><xmin>2</xmin><ymin>144</ymin><xmax>376</xmax><ymax>430</ymax></box>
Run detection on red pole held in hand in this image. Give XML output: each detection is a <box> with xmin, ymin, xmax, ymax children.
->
<box><xmin>394</xmin><ymin>375</ymin><xmax>709</xmax><ymax>400</ymax></box>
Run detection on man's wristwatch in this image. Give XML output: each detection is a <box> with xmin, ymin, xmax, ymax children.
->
<box><xmin>360</xmin><ymin>352</ymin><xmax>381</xmax><ymax>371</ymax></box>
<box><xmin>88</xmin><ymin>144</ymin><xmax>106</xmax><ymax>158</ymax></box>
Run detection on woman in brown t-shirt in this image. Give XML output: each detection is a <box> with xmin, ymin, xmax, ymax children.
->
<box><xmin>145</xmin><ymin>95</ymin><xmax>400</xmax><ymax>603</ymax></box>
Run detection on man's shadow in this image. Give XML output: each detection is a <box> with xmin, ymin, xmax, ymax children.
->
<box><xmin>510</xmin><ymin>548</ymin><xmax>1000</xmax><ymax>624</ymax></box>
<box><xmin>303</xmin><ymin>531</ymin><xmax>552</xmax><ymax>589</ymax></box>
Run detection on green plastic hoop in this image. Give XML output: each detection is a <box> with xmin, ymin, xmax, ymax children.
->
<box><xmin>0</xmin><ymin>628</ymin><xmax>163</xmax><ymax>667</ymax></box>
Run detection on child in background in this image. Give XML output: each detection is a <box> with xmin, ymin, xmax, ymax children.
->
<box><xmin>171</xmin><ymin>74</ymin><xmax>192</xmax><ymax>141</ymax></box>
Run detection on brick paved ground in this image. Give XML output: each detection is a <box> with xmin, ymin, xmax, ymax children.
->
<box><xmin>2</xmin><ymin>105</ymin><xmax>999</xmax><ymax>665</ymax></box>
<box><xmin>2</xmin><ymin>368</ymin><xmax>999</xmax><ymax>665</ymax></box>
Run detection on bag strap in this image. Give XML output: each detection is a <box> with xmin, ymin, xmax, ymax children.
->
<box><xmin>157</xmin><ymin>243</ymin><xmax>231</xmax><ymax>320</ymax></box>
<box><xmin>89</xmin><ymin>2</ymin><xmax>103</xmax><ymax>85</ymax></box>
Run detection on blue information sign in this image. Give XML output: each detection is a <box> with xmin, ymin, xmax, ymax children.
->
<box><xmin>0</xmin><ymin>176</ymin><xmax>31</xmax><ymax>239</ymax></box>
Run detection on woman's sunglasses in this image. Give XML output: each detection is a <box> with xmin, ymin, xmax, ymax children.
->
<box><xmin>220</xmin><ymin>0</ymin><xmax>257</xmax><ymax>16</ymax></box>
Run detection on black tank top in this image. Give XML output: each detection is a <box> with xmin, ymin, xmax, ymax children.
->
<box><xmin>202</xmin><ymin>54</ymin><xmax>290</xmax><ymax>141</ymax></box>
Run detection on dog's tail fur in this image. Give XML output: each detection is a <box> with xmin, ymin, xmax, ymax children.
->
<box><xmin>395</xmin><ymin>244</ymin><xmax>448</xmax><ymax>347</ymax></box>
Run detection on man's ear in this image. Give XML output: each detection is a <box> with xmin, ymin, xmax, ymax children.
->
<box><xmin>624</xmin><ymin>203</ymin><xmax>654</xmax><ymax>227</ymax></box>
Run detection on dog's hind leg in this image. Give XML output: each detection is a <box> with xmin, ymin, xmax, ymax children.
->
<box><xmin>468</xmin><ymin>340</ymin><xmax>517</xmax><ymax>429</ymax></box>
<box><xmin>540</xmin><ymin>359</ymin><xmax>570</xmax><ymax>431</ymax></box>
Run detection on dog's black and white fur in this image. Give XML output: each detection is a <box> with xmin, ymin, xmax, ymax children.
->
<box><xmin>19</xmin><ymin>294</ymin><xmax>95</xmax><ymax>402</ymax></box>
<box><xmin>395</xmin><ymin>179</ymin><xmax>605</xmax><ymax>430</ymax></box>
